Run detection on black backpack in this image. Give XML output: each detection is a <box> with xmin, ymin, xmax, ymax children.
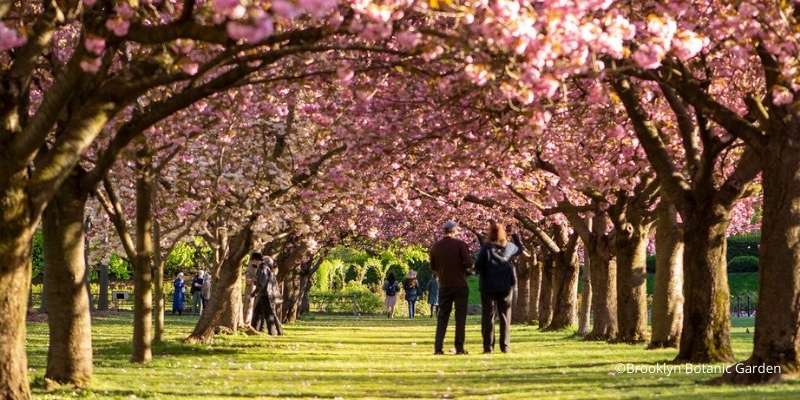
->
<box><xmin>482</xmin><ymin>245</ymin><xmax>516</xmax><ymax>294</ymax></box>
<box><xmin>384</xmin><ymin>281</ymin><xmax>398</xmax><ymax>296</ymax></box>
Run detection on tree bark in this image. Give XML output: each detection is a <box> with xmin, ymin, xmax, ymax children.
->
<box><xmin>42</xmin><ymin>173</ymin><xmax>92</xmax><ymax>386</ymax></box>
<box><xmin>528</xmin><ymin>255</ymin><xmax>542</xmax><ymax>324</ymax></box>
<box><xmin>585</xmin><ymin>239</ymin><xmax>617</xmax><ymax>341</ymax></box>
<box><xmin>282</xmin><ymin>270</ymin><xmax>302</xmax><ymax>323</ymax></box>
<box><xmin>131</xmin><ymin>148</ymin><xmax>155</xmax><ymax>363</ymax></box>
<box><xmin>152</xmin><ymin>218</ymin><xmax>165</xmax><ymax>343</ymax></box>
<box><xmin>614</xmin><ymin>222</ymin><xmax>650</xmax><ymax>343</ymax></box>
<box><xmin>577</xmin><ymin>247</ymin><xmax>592</xmax><ymax>336</ymax></box>
<box><xmin>547</xmin><ymin>249</ymin><xmax>579</xmax><ymax>330</ymax></box>
<box><xmin>0</xmin><ymin>174</ymin><xmax>35</xmax><ymax>399</ymax></box>
<box><xmin>723</xmin><ymin>141</ymin><xmax>800</xmax><ymax>383</ymax></box>
<box><xmin>650</xmin><ymin>200</ymin><xmax>684</xmax><ymax>349</ymax></box>
<box><xmin>187</xmin><ymin>226</ymin><xmax>253</xmax><ymax>342</ymax></box>
<box><xmin>676</xmin><ymin>207</ymin><xmax>735</xmax><ymax>363</ymax></box>
<box><xmin>512</xmin><ymin>260</ymin><xmax>531</xmax><ymax>324</ymax></box>
<box><xmin>537</xmin><ymin>254</ymin><xmax>554</xmax><ymax>329</ymax></box>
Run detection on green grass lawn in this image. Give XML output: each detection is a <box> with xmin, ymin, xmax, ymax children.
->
<box><xmin>26</xmin><ymin>313</ymin><xmax>800</xmax><ymax>399</ymax></box>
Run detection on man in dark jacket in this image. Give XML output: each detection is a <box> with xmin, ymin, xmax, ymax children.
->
<box><xmin>430</xmin><ymin>220</ymin><xmax>473</xmax><ymax>355</ymax></box>
<box><xmin>251</xmin><ymin>257</ymin><xmax>284</xmax><ymax>336</ymax></box>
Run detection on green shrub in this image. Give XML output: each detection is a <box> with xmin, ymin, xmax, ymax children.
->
<box><xmin>646</xmin><ymin>255</ymin><xmax>656</xmax><ymax>273</ymax></box>
<box><xmin>727</xmin><ymin>233</ymin><xmax>759</xmax><ymax>260</ymax></box>
<box><xmin>32</xmin><ymin>229</ymin><xmax>44</xmax><ymax>279</ymax></box>
<box><xmin>310</xmin><ymin>283</ymin><xmax>383</xmax><ymax>314</ymax></box>
<box><xmin>108</xmin><ymin>253</ymin><xmax>131</xmax><ymax>280</ymax></box>
<box><xmin>728</xmin><ymin>255</ymin><xmax>759</xmax><ymax>273</ymax></box>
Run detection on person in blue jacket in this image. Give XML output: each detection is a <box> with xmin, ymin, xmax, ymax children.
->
<box><xmin>403</xmin><ymin>270</ymin><xmax>420</xmax><ymax>319</ymax></box>
<box><xmin>172</xmin><ymin>272</ymin><xmax>186</xmax><ymax>316</ymax></box>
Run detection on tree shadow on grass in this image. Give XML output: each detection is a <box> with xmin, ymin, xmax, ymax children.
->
<box><xmin>95</xmin><ymin>339</ymin><xmax>238</xmax><ymax>360</ymax></box>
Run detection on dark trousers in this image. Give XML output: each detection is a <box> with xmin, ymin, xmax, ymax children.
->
<box><xmin>481</xmin><ymin>290</ymin><xmax>513</xmax><ymax>352</ymax></box>
<box><xmin>252</xmin><ymin>295</ymin><xmax>284</xmax><ymax>336</ymax></box>
<box><xmin>435</xmin><ymin>286</ymin><xmax>468</xmax><ymax>353</ymax></box>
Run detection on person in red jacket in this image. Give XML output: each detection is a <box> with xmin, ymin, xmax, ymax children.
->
<box><xmin>430</xmin><ymin>220</ymin><xmax>473</xmax><ymax>355</ymax></box>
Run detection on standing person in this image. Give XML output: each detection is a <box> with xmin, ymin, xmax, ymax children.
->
<box><xmin>383</xmin><ymin>272</ymin><xmax>400</xmax><ymax>318</ymax></box>
<box><xmin>427</xmin><ymin>276</ymin><xmax>440</xmax><ymax>318</ymax></box>
<box><xmin>475</xmin><ymin>221</ymin><xmax>521</xmax><ymax>353</ymax></box>
<box><xmin>190</xmin><ymin>270</ymin><xmax>204</xmax><ymax>314</ymax></box>
<box><xmin>172</xmin><ymin>272</ymin><xmax>186</xmax><ymax>316</ymax></box>
<box><xmin>430</xmin><ymin>220</ymin><xmax>473</xmax><ymax>355</ymax></box>
<box><xmin>243</xmin><ymin>252</ymin><xmax>262</xmax><ymax>326</ymax></box>
<box><xmin>403</xmin><ymin>270</ymin><xmax>420</xmax><ymax>319</ymax></box>
<box><xmin>201</xmin><ymin>271</ymin><xmax>212</xmax><ymax>313</ymax></box>
<box><xmin>251</xmin><ymin>257</ymin><xmax>284</xmax><ymax>335</ymax></box>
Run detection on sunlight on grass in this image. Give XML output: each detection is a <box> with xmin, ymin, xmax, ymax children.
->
<box><xmin>27</xmin><ymin>314</ymin><xmax>800</xmax><ymax>399</ymax></box>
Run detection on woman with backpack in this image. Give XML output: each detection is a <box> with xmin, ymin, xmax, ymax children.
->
<box><xmin>403</xmin><ymin>270</ymin><xmax>420</xmax><ymax>319</ymax></box>
<box><xmin>475</xmin><ymin>221</ymin><xmax>522</xmax><ymax>353</ymax></box>
<box><xmin>383</xmin><ymin>272</ymin><xmax>400</xmax><ymax>318</ymax></box>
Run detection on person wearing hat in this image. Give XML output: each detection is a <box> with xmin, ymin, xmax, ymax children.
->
<box><xmin>402</xmin><ymin>270</ymin><xmax>420</xmax><ymax>319</ymax></box>
<box><xmin>430</xmin><ymin>220</ymin><xmax>473</xmax><ymax>355</ymax></box>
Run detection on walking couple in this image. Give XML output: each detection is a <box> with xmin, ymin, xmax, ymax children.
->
<box><xmin>430</xmin><ymin>220</ymin><xmax>522</xmax><ymax>355</ymax></box>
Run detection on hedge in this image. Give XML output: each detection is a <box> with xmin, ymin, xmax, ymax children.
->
<box><xmin>728</xmin><ymin>255</ymin><xmax>759</xmax><ymax>273</ymax></box>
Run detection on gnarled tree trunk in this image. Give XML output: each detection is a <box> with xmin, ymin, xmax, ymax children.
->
<box><xmin>537</xmin><ymin>254</ymin><xmax>554</xmax><ymax>329</ymax></box>
<box><xmin>528</xmin><ymin>255</ymin><xmax>542</xmax><ymax>324</ymax></box>
<box><xmin>152</xmin><ymin>218</ymin><xmax>165</xmax><ymax>343</ymax></box>
<box><xmin>42</xmin><ymin>173</ymin><xmax>92</xmax><ymax>386</ymax></box>
<box><xmin>577</xmin><ymin>248</ymin><xmax>592</xmax><ymax>336</ymax></box>
<box><xmin>724</xmin><ymin>142</ymin><xmax>800</xmax><ymax>383</ymax></box>
<box><xmin>650</xmin><ymin>200</ymin><xmax>684</xmax><ymax>349</ymax></box>
<box><xmin>547</xmin><ymin>249</ymin><xmax>579</xmax><ymax>330</ymax></box>
<box><xmin>131</xmin><ymin>149</ymin><xmax>155</xmax><ymax>363</ymax></box>
<box><xmin>585</xmin><ymin>239</ymin><xmax>617</xmax><ymax>341</ymax></box>
<box><xmin>614</xmin><ymin>222</ymin><xmax>650</xmax><ymax>343</ymax></box>
<box><xmin>512</xmin><ymin>260</ymin><xmax>531</xmax><ymax>324</ymax></box>
<box><xmin>188</xmin><ymin>225</ymin><xmax>253</xmax><ymax>342</ymax></box>
<box><xmin>676</xmin><ymin>206</ymin><xmax>734</xmax><ymax>363</ymax></box>
<box><xmin>0</xmin><ymin>175</ymin><xmax>35</xmax><ymax>399</ymax></box>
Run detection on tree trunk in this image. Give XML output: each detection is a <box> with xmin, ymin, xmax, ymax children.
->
<box><xmin>300</xmin><ymin>273</ymin><xmax>312</xmax><ymax>315</ymax></box>
<box><xmin>282</xmin><ymin>270</ymin><xmax>302</xmax><ymax>323</ymax></box>
<box><xmin>528</xmin><ymin>256</ymin><xmax>541</xmax><ymax>323</ymax></box>
<box><xmin>585</xmin><ymin>238</ymin><xmax>617</xmax><ymax>341</ymax></box>
<box><xmin>614</xmin><ymin>222</ymin><xmax>650</xmax><ymax>343</ymax></box>
<box><xmin>547</xmin><ymin>250</ymin><xmax>579</xmax><ymax>330</ymax></box>
<box><xmin>723</xmin><ymin>142</ymin><xmax>800</xmax><ymax>383</ymax></box>
<box><xmin>650</xmin><ymin>200</ymin><xmax>684</xmax><ymax>349</ymax></box>
<box><xmin>219</xmin><ymin>273</ymin><xmax>244</xmax><ymax>330</ymax></box>
<box><xmin>537</xmin><ymin>255</ymin><xmax>554</xmax><ymax>329</ymax></box>
<box><xmin>675</xmin><ymin>207</ymin><xmax>735</xmax><ymax>363</ymax></box>
<box><xmin>42</xmin><ymin>174</ymin><xmax>92</xmax><ymax>386</ymax></box>
<box><xmin>131</xmin><ymin>151</ymin><xmax>155</xmax><ymax>363</ymax></box>
<box><xmin>512</xmin><ymin>261</ymin><xmax>531</xmax><ymax>324</ymax></box>
<box><xmin>152</xmin><ymin>218</ymin><xmax>165</xmax><ymax>343</ymax></box>
<box><xmin>0</xmin><ymin>177</ymin><xmax>35</xmax><ymax>399</ymax></box>
<box><xmin>577</xmin><ymin>247</ymin><xmax>592</xmax><ymax>336</ymax></box>
<box><xmin>188</xmin><ymin>226</ymin><xmax>252</xmax><ymax>342</ymax></box>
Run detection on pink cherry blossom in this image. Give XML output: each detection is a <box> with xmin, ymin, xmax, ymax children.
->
<box><xmin>106</xmin><ymin>17</ymin><xmax>130</xmax><ymax>36</ymax></box>
<box><xmin>772</xmin><ymin>85</ymin><xmax>794</xmax><ymax>106</ymax></box>
<box><xmin>84</xmin><ymin>35</ymin><xmax>106</xmax><ymax>55</ymax></box>
<box><xmin>0</xmin><ymin>22</ymin><xmax>26</xmax><ymax>51</ymax></box>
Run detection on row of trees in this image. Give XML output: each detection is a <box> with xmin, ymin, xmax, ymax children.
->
<box><xmin>2</xmin><ymin>1</ymin><xmax>800</xmax><ymax>397</ymax></box>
